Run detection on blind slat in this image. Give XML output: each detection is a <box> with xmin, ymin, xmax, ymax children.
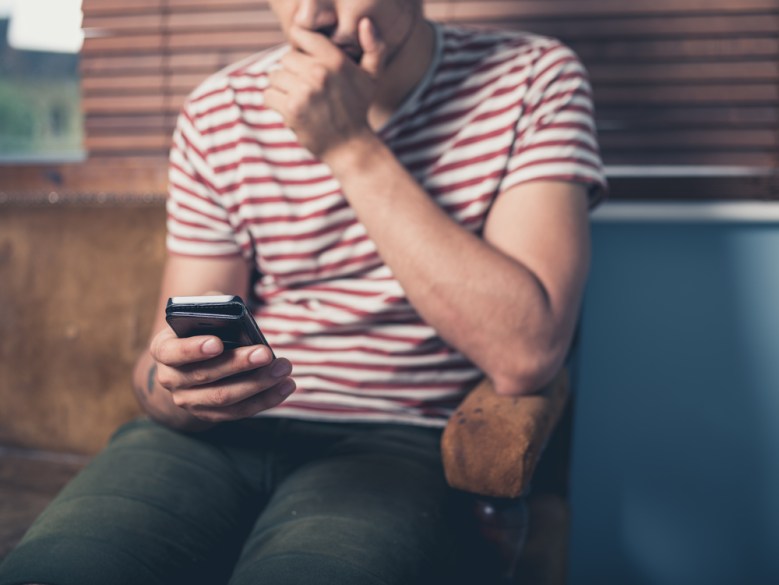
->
<box><xmin>81</xmin><ymin>0</ymin><xmax>162</xmax><ymax>15</ymax></box>
<box><xmin>166</xmin><ymin>0</ymin><xmax>266</xmax><ymax>8</ymax></box>
<box><xmin>83</xmin><ymin>95</ymin><xmax>167</xmax><ymax>114</ymax></box>
<box><xmin>85</xmin><ymin>134</ymin><xmax>171</xmax><ymax>151</ymax></box>
<box><xmin>599</xmin><ymin>129</ymin><xmax>777</xmax><ymax>149</ymax></box>
<box><xmin>81</xmin><ymin>54</ymin><xmax>164</xmax><ymax>74</ymax></box>
<box><xmin>595</xmin><ymin>84</ymin><xmax>779</xmax><ymax>105</ymax></box>
<box><xmin>82</xmin><ymin>75</ymin><xmax>165</xmax><ymax>93</ymax></box>
<box><xmin>167</xmin><ymin>10</ymin><xmax>278</xmax><ymax>30</ymax></box>
<box><xmin>85</xmin><ymin>115</ymin><xmax>169</xmax><ymax>132</ymax></box>
<box><xmin>82</xmin><ymin>35</ymin><xmax>164</xmax><ymax>54</ymax></box>
<box><xmin>588</xmin><ymin>61</ymin><xmax>779</xmax><ymax>83</ymax></box>
<box><xmin>167</xmin><ymin>30</ymin><xmax>283</xmax><ymax>51</ymax></box>
<box><xmin>82</xmin><ymin>13</ymin><xmax>163</xmax><ymax>31</ymax></box>
<box><xmin>467</xmin><ymin>14</ymin><xmax>779</xmax><ymax>37</ymax></box>
<box><xmin>573</xmin><ymin>37</ymin><xmax>779</xmax><ymax>62</ymax></box>
<box><xmin>450</xmin><ymin>0</ymin><xmax>779</xmax><ymax>19</ymax></box>
<box><xmin>597</xmin><ymin>106</ymin><xmax>779</xmax><ymax>127</ymax></box>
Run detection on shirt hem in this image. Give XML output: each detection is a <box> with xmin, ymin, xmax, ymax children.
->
<box><xmin>252</xmin><ymin>408</ymin><xmax>449</xmax><ymax>429</ymax></box>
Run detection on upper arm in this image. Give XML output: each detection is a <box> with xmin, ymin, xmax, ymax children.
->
<box><xmin>483</xmin><ymin>180</ymin><xmax>591</xmax><ymax>336</ymax></box>
<box><xmin>148</xmin><ymin>253</ymin><xmax>252</xmax><ymax>340</ymax></box>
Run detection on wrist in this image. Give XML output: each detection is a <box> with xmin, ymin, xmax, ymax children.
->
<box><xmin>133</xmin><ymin>355</ymin><xmax>215</xmax><ymax>433</ymax></box>
<box><xmin>320</xmin><ymin>129</ymin><xmax>386</xmax><ymax>177</ymax></box>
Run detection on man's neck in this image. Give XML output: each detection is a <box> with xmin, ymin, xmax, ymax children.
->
<box><xmin>368</xmin><ymin>19</ymin><xmax>436</xmax><ymax>131</ymax></box>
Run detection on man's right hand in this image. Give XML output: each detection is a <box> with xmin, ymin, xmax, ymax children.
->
<box><xmin>148</xmin><ymin>327</ymin><xmax>296</xmax><ymax>425</ymax></box>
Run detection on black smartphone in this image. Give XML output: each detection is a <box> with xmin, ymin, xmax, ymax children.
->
<box><xmin>165</xmin><ymin>295</ymin><xmax>274</xmax><ymax>356</ymax></box>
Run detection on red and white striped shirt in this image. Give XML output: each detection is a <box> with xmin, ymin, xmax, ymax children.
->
<box><xmin>166</xmin><ymin>23</ymin><xmax>606</xmax><ymax>427</ymax></box>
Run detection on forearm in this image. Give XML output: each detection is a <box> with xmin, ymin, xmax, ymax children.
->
<box><xmin>323</xmin><ymin>134</ymin><xmax>575</xmax><ymax>394</ymax></box>
<box><xmin>131</xmin><ymin>350</ymin><xmax>215</xmax><ymax>432</ymax></box>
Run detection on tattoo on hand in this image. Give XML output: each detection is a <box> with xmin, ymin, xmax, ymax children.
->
<box><xmin>147</xmin><ymin>363</ymin><xmax>157</xmax><ymax>395</ymax></box>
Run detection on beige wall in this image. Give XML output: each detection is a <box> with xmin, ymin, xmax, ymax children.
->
<box><xmin>0</xmin><ymin>202</ymin><xmax>166</xmax><ymax>454</ymax></box>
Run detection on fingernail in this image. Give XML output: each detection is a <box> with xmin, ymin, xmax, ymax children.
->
<box><xmin>202</xmin><ymin>338</ymin><xmax>221</xmax><ymax>355</ymax></box>
<box><xmin>278</xmin><ymin>380</ymin><xmax>296</xmax><ymax>397</ymax></box>
<box><xmin>271</xmin><ymin>360</ymin><xmax>292</xmax><ymax>378</ymax></box>
<box><xmin>249</xmin><ymin>347</ymin><xmax>269</xmax><ymax>365</ymax></box>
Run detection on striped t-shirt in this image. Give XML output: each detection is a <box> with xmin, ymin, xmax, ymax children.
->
<box><xmin>166</xmin><ymin>23</ymin><xmax>607</xmax><ymax>427</ymax></box>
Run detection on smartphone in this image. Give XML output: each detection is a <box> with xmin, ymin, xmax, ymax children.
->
<box><xmin>165</xmin><ymin>295</ymin><xmax>274</xmax><ymax>356</ymax></box>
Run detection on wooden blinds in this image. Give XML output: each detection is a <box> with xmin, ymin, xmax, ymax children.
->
<box><xmin>80</xmin><ymin>0</ymin><xmax>281</xmax><ymax>161</ymax></box>
<box><xmin>427</xmin><ymin>0</ymin><xmax>779</xmax><ymax>198</ymax></box>
<box><xmin>47</xmin><ymin>0</ymin><xmax>779</xmax><ymax>198</ymax></box>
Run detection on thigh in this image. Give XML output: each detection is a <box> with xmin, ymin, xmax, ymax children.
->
<box><xmin>0</xmin><ymin>419</ymin><xmax>263</xmax><ymax>585</ymax></box>
<box><xmin>228</xmin><ymin>423</ymin><xmax>457</xmax><ymax>585</ymax></box>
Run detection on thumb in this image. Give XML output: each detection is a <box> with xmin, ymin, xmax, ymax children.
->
<box><xmin>358</xmin><ymin>18</ymin><xmax>386</xmax><ymax>77</ymax></box>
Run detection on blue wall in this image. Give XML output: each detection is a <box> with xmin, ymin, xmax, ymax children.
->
<box><xmin>568</xmin><ymin>220</ymin><xmax>779</xmax><ymax>585</ymax></box>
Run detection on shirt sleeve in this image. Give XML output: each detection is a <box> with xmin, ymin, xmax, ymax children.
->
<box><xmin>501</xmin><ymin>41</ymin><xmax>607</xmax><ymax>207</ymax></box>
<box><xmin>165</xmin><ymin>104</ymin><xmax>245</xmax><ymax>258</ymax></box>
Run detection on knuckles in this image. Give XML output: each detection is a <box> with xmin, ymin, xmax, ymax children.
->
<box><xmin>148</xmin><ymin>335</ymin><xmax>168</xmax><ymax>363</ymax></box>
<box><xmin>205</xmin><ymin>386</ymin><xmax>233</xmax><ymax>409</ymax></box>
<box><xmin>188</xmin><ymin>369</ymin><xmax>211</xmax><ymax>386</ymax></box>
<box><xmin>170</xmin><ymin>386</ymin><xmax>231</xmax><ymax>414</ymax></box>
<box><xmin>169</xmin><ymin>391</ymin><xmax>187</xmax><ymax>408</ymax></box>
<box><xmin>330</xmin><ymin>52</ymin><xmax>348</xmax><ymax>73</ymax></box>
<box><xmin>155</xmin><ymin>367</ymin><xmax>175</xmax><ymax>390</ymax></box>
<box><xmin>287</xmin><ymin>91</ymin><xmax>306</xmax><ymax>110</ymax></box>
<box><xmin>309</xmin><ymin>63</ymin><xmax>329</xmax><ymax>89</ymax></box>
<box><xmin>174</xmin><ymin>379</ymin><xmax>287</xmax><ymax>423</ymax></box>
<box><xmin>192</xmin><ymin>396</ymin><xmax>268</xmax><ymax>424</ymax></box>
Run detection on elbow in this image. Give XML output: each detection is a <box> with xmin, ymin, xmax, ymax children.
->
<box><xmin>491</xmin><ymin>370</ymin><xmax>554</xmax><ymax>397</ymax></box>
<box><xmin>489</xmin><ymin>342</ymin><xmax>567</xmax><ymax>397</ymax></box>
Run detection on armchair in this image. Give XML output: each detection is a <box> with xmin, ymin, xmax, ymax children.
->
<box><xmin>442</xmin><ymin>369</ymin><xmax>572</xmax><ymax>584</ymax></box>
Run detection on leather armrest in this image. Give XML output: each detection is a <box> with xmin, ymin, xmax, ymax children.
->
<box><xmin>441</xmin><ymin>368</ymin><xmax>570</xmax><ymax>498</ymax></box>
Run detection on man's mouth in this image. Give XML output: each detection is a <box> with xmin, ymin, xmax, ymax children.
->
<box><xmin>336</xmin><ymin>44</ymin><xmax>364</xmax><ymax>63</ymax></box>
<box><xmin>312</xmin><ymin>26</ymin><xmax>364</xmax><ymax>63</ymax></box>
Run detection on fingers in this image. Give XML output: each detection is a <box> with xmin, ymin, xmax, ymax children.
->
<box><xmin>156</xmin><ymin>343</ymin><xmax>278</xmax><ymax>388</ymax></box>
<box><xmin>149</xmin><ymin>322</ymin><xmax>295</xmax><ymax>424</ymax></box>
<box><xmin>268</xmin><ymin>66</ymin><xmax>298</xmax><ymax>95</ymax></box>
<box><xmin>266</xmin><ymin>23</ymin><xmax>378</xmax><ymax>156</ymax></box>
<box><xmin>150</xmin><ymin>324</ymin><xmax>280</xmax><ymax>389</ymax></box>
<box><xmin>358</xmin><ymin>18</ymin><xmax>387</xmax><ymax>78</ymax></box>
<box><xmin>288</xmin><ymin>25</ymin><xmax>345</xmax><ymax>66</ymax></box>
<box><xmin>266</xmin><ymin>52</ymin><xmax>327</xmax><ymax>116</ymax></box>
<box><xmin>183</xmin><ymin>378</ymin><xmax>295</xmax><ymax>423</ymax></box>
<box><xmin>153</xmin><ymin>336</ymin><xmax>296</xmax><ymax>423</ymax></box>
<box><xmin>169</xmin><ymin>367</ymin><xmax>296</xmax><ymax>419</ymax></box>
<box><xmin>150</xmin><ymin>327</ymin><xmax>224</xmax><ymax>368</ymax></box>
<box><xmin>285</xmin><ymin>21</ymin><xmax>385</xmax><ymax>77</ymax></box>
<box><xmin>169</xmin><ymin>351</ymin><xmax>284</xmax><ymax>390</ymax></box>
<box><xmin>279</xmin><ymin>50</ymin><xmax>320</xmax><ymax>80</ymax></box>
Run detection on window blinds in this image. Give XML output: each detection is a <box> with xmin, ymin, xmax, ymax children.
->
<box><xmin>31</xmin><ymin>0</ymin><xmax>779</xmax><ymax>198</ymax></box>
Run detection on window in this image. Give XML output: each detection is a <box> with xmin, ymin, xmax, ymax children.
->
<box><xmin>0</xmin><ymin>0</ymin><xmax>84</xmax><ymax>163</ymax></box>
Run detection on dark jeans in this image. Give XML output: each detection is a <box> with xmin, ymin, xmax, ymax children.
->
<box><xmin>0</xmin><ymin>417</ymin><xmax>459</xmax><ymax>585</ymax></box>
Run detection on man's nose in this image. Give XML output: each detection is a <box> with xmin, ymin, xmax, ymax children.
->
<box><xmin>294</xmin><ymin>0</ymin><xmax>337</xmax><ymax>33</ymax></box>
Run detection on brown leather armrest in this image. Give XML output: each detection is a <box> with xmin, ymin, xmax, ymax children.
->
<box><xmin>441</xmin><ymin>368</ymin><xmax>570</xmax><ymax>498</ymax></box>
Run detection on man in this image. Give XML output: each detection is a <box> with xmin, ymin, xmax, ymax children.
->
<box><xmin>0</xmin><ymin>0</ymin><xmax>605</xmax><ymax>583</ymax></box>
